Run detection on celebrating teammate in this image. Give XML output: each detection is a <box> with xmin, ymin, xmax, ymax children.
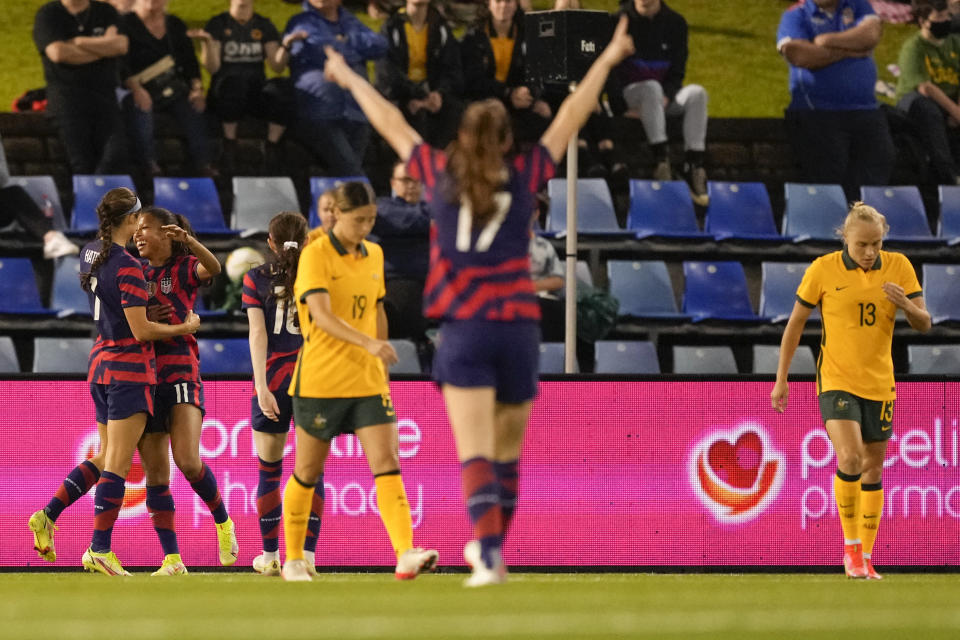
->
<box><xmin>41</xmin><ymin>187</ymin><xmax>199</xmax><ymax>576</ymax></box>
<box><xmin>133</xmin><ymin>207</ymin><xmax>237</xmax><ymax>573</ymax></box>
<box><xmin>322</xmin><ymin>16</ymin><xmax>636</xmax><ymax>585</ymax></box>
<box><xmin>280</xmin><ymin>182</ymin><xmax>438</xmax><ymax>582</ymax></box>
<box><xmin>771</xmin><ymin>202</ymin><xmax>931</xmax><ymax>580</ymax></box>
<box><xmin>242</xmin><ymin>211</ymin><xmax>325</xmax><ymax>576</ymax></box>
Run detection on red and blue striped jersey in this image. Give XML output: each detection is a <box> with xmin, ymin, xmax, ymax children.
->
<box><xmin>140</xmin><ymin>255</ymin><xmax>205</xmax><ymax>383</ymax></box>
<box><xmin>242</xmin><ymin>263</ymin><xmax>302</xmax><ymax>392</ymax></box>
<box><xmin>406</xmin><ymin>142</ymin><xmax>555</xmax><ymax>322</ymax></box>
<box><xmin>80</xmin><ymin>241</ymin><xmax>156</xmax><ymax>385</ymax></box>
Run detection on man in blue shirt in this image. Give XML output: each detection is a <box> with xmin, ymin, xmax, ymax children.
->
<box><xmin>777</xmin><ymin>0</ymin><xmax>895</xmax><ymax>199</ymax></box>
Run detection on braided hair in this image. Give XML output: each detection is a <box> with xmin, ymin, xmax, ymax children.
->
<box><xmin>139</xmin><ymin>206</ymin><xmax>197</xmax><ymax>258</ymax></box>
<box><xmin>268</xmin><ymin>211</ymin><xmax>308</xmax><ymax>304</ymax></box>
<box><xmin>80</xmin><ymin>187</ymin><xmax>140</xmax><ymax>291</ymax></box>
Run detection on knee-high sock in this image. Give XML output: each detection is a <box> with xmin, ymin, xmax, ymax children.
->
<box><xmin>46</xmin><ymin>460</ymin><xmax>100</xmax><ymax>521</ymax></box>
<box><xmin>860</xmin><ymin>483</ymin><xmax>884</xmax><ymax>557</ymax></box>
<box><xmin>256</xmin><ymin>458</ymin><xmax>283</xmax><ymax>553</ymax></box>
<box><xmin>493</xmin><ymin>460</ymin><xmax>519</xmax><ymax>537</ymax></box>
<box><xmin>462</xmin><ymin>457</ymin><xmax>502</xmax><ymax>568</ymax></box>
<box><xmin>304</xmin><ymin>474</ymin><xmax>325</xmax><ymax>554</ymax></box>
<box><xmin>188</xmin><ymin>463</ymin><xmax>228</xmax><ymax>524</ymax></box>
<box><xmin>282</xmin><ymin>474</ymin><xmax>313</xmax><ymax>562</ymax></box>
<box><xmin>146</xmin><ymin>484</ymin><xmax>179</xmax><ymax>556</ymax></box>
<box><xmin>91</xmin><ymin>471</ymin><xmax>126</xmax><ymax>552</ymax></box>
<box><xmin>834</xmin><ymin>470</ymin><xmax>862</xmax><ymax>544</ymax></box>
<box><xmin>374</xmin><ymin>471</ymin><xmax>413</xmax><ymax>559</ymax></box>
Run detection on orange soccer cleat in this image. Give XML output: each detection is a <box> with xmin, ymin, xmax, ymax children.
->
<box><xmin>864</xmin><ymin>558</ymin><xmax>884</xmax><ymax>580</ymax></box>
<box><xmin>843</xmin><ymin>543</ymin><xmax>868</xmax><ymax>579</ymax></box>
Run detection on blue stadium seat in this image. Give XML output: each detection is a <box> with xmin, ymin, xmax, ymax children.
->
<box><xmin>0</xmin><ymin>257</ymin><xmax>52</xmax><ymax>314</ymax></box>
<box><xmin>922</xmin><ymin>264</ymin><xmax>960</xmax><ymax>324</ymax></box>
<box><xmin>51</xmin><ymin>256</ymin><xmax>90</xmax><ymax>317</ymax></box>
<box><xmin>309</xmin><ymin>176</ymin><xmax>369</xmax><ymax>229</ymax></box>
<box><xmin>672</xmin><ymin>346</ymin><xmax>738</xmax><ymax>374</ymax></box>
<box><xmin>759</xmin><ymin>262</ymin><xmax>820</xmax><ymax>322</ymax></box>
<box><xmin>390</xmin><ymin>339</ymin><xmax>421</xmax><ymax>374</ymax></box>
<box><xmin>782</xmin><ymin>183</ymin><xmax>847</xmax><ymax>241</ymax></box>
<box><xmin>153</xmin><ymin>177</ymin><xmax>230</xmax><ymax>234</ymax></box>
<box><xmin>198</xmin><ymin>338</ymin><xmax>252</xmax><ymax>375</ymax></box>
<box><xmin>33</xmin><ymin>337</ymin><xmax>93</xmax><ymax>373</ymax></box>
<box><xmin>546</xmin><ymin>178</ymin><xmax>630</xmax><ymax>236</ymax></box>
<box><xmin>937</xmin><ymin>185</ymin><xmax>960</xmax><ymax>245</ymax></box>
<box><xmin>682</xmin><ymin>261</ymin><xmax>757</xmax><ymax>322</ymax></box>
<box><xmin>607</xmin><ymin>260</ymin><xmax>687</xmax><ymax>319</ymax></box>
<box><xmin>0</xmin><ymin>336</ymin><xmax>19</xmax><ymax>373</ymax></box>
<box><xmin>538</xmin><ymin>342</ymin><xmax>576</xmax><ymax>373</ymax></box>
<box><xmin>71</xmin><ymin>174</ymin><xmax>135</xmax><ymax>233</ymax></box>
<box><xmin>859</xmin><ymin>186</ymin><xmax>935</xmax><ymax>241</ymax></box>
<box><xmin>908</xmin><ymin>345</ymin><xmax>960</xmax><ymax>374</ymax></box>
<box><xmin>752</xmin><ymin>344</ymin><xmax>816</xmax><ymax>374</ymax></box>
<box><xmin>233</xmin><ymin>176</ymin><xmax>301</xmax><ymax>234</ymax></box>
<box><xmin>626</xmin><ymin>180</ymin><xmax>708</xmax><ymax>239</ymax></box>
<box><xmin>595</xmin><ymin>340</ymin><xmax>660</xmax><ymax>373</ymax></box>
<box><xmin>10</xmin><ymin>175</ymin><xmax>69</xmax><ymax>231</ymax></box>
<box><xmin>193</xmin><ymin>293</ymin><xmax>227</xmax><ymax>318</ymax></box>
<box><xmin>704</xmin><ymin>182</ymin><xmax>780</xmax><ymax>240</ymax></box>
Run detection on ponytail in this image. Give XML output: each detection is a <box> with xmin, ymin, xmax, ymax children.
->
<box><xmin>80</xmin><ymin>187</ymin><xmax>139</xmax><ymax>291</ymax></box>
<box><xmin>445</xmin><ymin>99</ymin><xmax>511</xmax><ymax>227</ymax></box>
<box><xmin>268</xmin><ymin>211</ymin><xmax>308</xmax><ymax>304</ymax></box>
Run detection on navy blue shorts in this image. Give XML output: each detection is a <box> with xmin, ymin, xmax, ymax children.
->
<box><xmin>145</xmin><ymin>381</ymin><xmax>205</xmax><ymax>433</ymax></box>
<box><xmin>90</xmin><ymin>383</ymin><xmax>154</xmax><ymax>424</ymax></box>
<box><xmin>251</xmin><ymin>388</ymin><xmax>294</xmax><ymax>434</ymax></box>
<box><xmin>432</xmin><ymin>320</ymin><xmax>540</xmax><ymax>403</ymax></box>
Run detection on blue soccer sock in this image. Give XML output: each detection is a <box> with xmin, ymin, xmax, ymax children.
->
<box><xmin>189</xmin><ymin>463</ymin><xmax>228</xmax><ymax>524</ymax></box>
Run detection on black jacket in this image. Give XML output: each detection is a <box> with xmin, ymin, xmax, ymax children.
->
<box><xmin>614</xmin><ymin>0</ymin><xmax>688</xmax><ymax>102</ymax></box>
<box><xmin>375</xmin><ymin>7</ymin><xmax>463</xmax><ymax>102</ymax></box>
<box><xmin>460</xmin><ymin>12</ymin><xmax>528</xmax><ymax>103</ymax></box>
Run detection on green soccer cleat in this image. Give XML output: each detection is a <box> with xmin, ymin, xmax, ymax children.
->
<box><xmin>216</xmin><ymin>517</ymin><xmax>239</xmax><ymax>566</ymax></box>
<box><xmin>151</xmin><ymin>553</ymin><xmax>188</xmax><ymax>576</ymax></box>
<box><xmin>28</xmin><ymin>510</ymin><xmax>57</xmax><ymax>563</ymax></box>
<box><xmin>82</xmin><ymin>548</ymin><xmax>131</xmax><ymax>576</ymax></box>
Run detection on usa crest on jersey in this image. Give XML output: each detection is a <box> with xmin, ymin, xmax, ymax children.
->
<box><xmin>160</xmin><ymin>275</ymin><xmax>173</xmax><ymax>294</ymax></box>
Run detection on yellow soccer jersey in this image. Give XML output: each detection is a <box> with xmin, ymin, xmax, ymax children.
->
<box><xmin>796</xmin><ymin>249</ymin><xmax>922</xmax><ymax>401</ymax></box>
<box><xmin>404</xmin><ymin>22</ymin><xmax>428</xmax><ymax>83</ymax></box>
<box><xmin>289</xmin><ymin>230</ymin><xmax>388</xmax><ymax>399</ymax></box>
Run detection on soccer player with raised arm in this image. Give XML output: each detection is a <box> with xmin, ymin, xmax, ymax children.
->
<box><xmin>322</xmin><ymin>16</ymin><xmax>636</xmax><ymax>586</ymax></box>
<box><xmin>771</xmin><ymin>202</ymin><xmax>931</xmax><ymax>580</ymax></box>
<box><xmin>133</xmin><ymin>206</ymin><xmax>237</xmax><ymax>574</ymax></box>
<box><xmin>242</xmin><ymin>211</ymin><xmax>326</xmax><ymax>576</ymax></box>
<box><xmin>280</xmin><ymin>182</ymin><xmax>438</xmax><ymax>582</ymax></box>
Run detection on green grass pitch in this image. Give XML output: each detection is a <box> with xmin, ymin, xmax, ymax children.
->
<box><xmin>3</xmin><ymin>572</ymin><xmax>959</xmax><ymax>638</ymax></box>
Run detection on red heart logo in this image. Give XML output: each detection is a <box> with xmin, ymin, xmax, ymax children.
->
<box><xmin>706</xmin><ymin>431</ymin><xmax>762</xmax><ymax>489</ymax></box>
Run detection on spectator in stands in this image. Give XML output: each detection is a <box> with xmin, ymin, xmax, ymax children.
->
<box><xmin>190</xmin><ymin>0</ymin><xmax>295</xmax><ymax>174</ymax></box>
<box><xmin>369</xmin><ymin>160</ymin><xmax>430</xmax><ymax>340</ymax></box>
<box><xmin>949</xmin><ymin>0</ymin><xmax>960</xmax><ymax>31</ymax></box>
<box><xmin>278</xmin><ymin>0</ymin><xmax>387</xmax><ymax>177</ymax></box>
<box><xmin>0</xmin><ymin>135</ymin><xmax>78</xmax><ymax>259</ymax></box>
<box><xmin>107</xmin><ymin>0</ymin><xmax>134</xmax><ymax>13</ymax></box>
<box><xmin>461</xmin><ymin>0</ymin><xmax>552</xmax><ymax>146</ymax></box>
<box><xmin>616</xmin><ymin>0</ymin><xmax>709</xmax><ymax>206</ymax></box>
<box><xmin>896</xmin><ymin>0</ymin><xmax>960</xmax><ymax>185</ymax></box>
<box><xmin>121</xmin><ymin>0</ymin><xmax>215</xmax><ymax>177</ymax></box>
<box><xmin>529</xmin><ymin>231</ymin><xmax>564</xmax><ymax>341</ymax></box>
<box><xmin>777</xmin><ymin>0</ymin><xmax>895</xmax><ymax>201</ymax></box>
<box><xmin>317</xmin><ymin>189</ymin><xmax>337</xmax><ymax>231</ymax></box>
<box><xmin>33</xmin><ymin>0</ymin><xmax>129</xmax><ymax>175</ymax></box>
<box><xmin>375</xmin><ymin>0</ymin><xmax>464</xmax><ymax>149</ymax></box>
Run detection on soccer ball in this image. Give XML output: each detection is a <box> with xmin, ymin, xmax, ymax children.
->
<box><xmin>225</xmin><ymin>246</ymin><xmax>265</xmax><ymax>283</ymax></box>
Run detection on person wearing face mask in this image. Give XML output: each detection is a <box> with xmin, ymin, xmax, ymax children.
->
<box><xmin>777</xmin><ymin>0</ymin><xmax>895</xmax><ymax>202</ymax></box>
<box><xmin>896</xmin><ymin>0</ymin><xmax>960</xmax><ymax>185</ymax></box>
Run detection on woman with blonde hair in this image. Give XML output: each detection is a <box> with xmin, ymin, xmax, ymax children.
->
<box><xmin>771</xmin><ymin>202</ymin><xmax>931</xmax><ymax>580</ymax></box>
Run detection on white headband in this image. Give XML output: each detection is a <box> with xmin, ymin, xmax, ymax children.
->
<box><xmin>283</xmin><ymin>241</ymin><xmax>299</xmax><ymax>250</ymax></box>
<box><xmin>123</xmin><ymin>197</ymin><xmax>142</xmax><ymax>217</ymax></box>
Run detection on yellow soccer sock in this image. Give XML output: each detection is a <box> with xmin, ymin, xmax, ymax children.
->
<box><xmin>282</xmin><ymin>474</ymin><xmax>314</xmax><ymax>562</ymax></box>
<box><xmin>860</xmin><ymin>484</ymin><xmax>884</xmax><ymax>557</ymax></box>
<box><xmin>834</xmin><ymin>471</ymin><xmax>862</xmax><ymax>544</ymax></box>
<box><xmin>375</xmin><ymin>472</ymin><xmax>413</xmax><ymax>559</ymax></box>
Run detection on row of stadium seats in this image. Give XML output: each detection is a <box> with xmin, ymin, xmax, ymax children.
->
<box><xmin>546</xmin><ymin>179</ymin><xmax>960</xmax><ymax>243</ymax></box>
<box><xmin>539</xmin><ymin>342</ymin><xmax>960</xmax><ymax>375</ymax></box>
<box><xmin>609</xmin><ymin>260</ymin><xmax>960</xmax><ymax>324</ymax></box>
<box><xmin>0</xmin><ymin>337</ymin><xmax>422</xmax><ymax>375</ymax></box>
<box><xmin>6</xmin><ymin>174</ymin><xmax>372</xmax><ymax>237</ymax></box>
<box><xmin>3</xmin><ymin>254</ymin><xmax>960</xmax><ymax>324</ymax></box>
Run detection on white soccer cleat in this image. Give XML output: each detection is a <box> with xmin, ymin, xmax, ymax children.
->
<box><xmin>395</xmin><ymin>547</ymin><xmax>439</xmax><ymax>580</ymax></box>
<box><xmin>463</xmin><ymin>540</ymin><xmax>506</xmax><ymax>588</ymax></box>
<box><xmin>303</xmin><ymin>550</ymin><xmax>318</xmax><ymax>577</ymax></box>
<box><xmin>252</xmin><ymin>551</ymin><xmax>281</xmax><ymax>576</ymax></box>
<box><xmin>281</xmin><ymin>558</ymin><xmax>313</xmax><ymax>582</ymax></box>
